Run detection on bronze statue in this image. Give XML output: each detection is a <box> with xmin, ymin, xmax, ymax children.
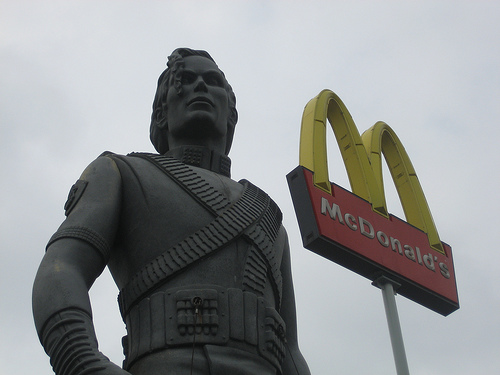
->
<box><xmin>33</xmin><ymin>48</ymin><xmax>310</xmax><ymax>375</ymax></box>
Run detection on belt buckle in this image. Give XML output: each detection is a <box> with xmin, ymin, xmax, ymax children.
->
<box><xmin>175</xmin><ymin>288</ymin><xmax>229</xmax><ymax>345</ymax></box>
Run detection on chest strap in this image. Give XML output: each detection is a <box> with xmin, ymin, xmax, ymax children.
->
<box><xmin>117</xmin><ymin>153</ymin><xmax>283</xmax><ymax>317</ymax></box>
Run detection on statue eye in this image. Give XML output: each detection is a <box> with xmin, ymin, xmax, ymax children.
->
<box><xmin>180</xmin><ymin>71</ymin><xmax>196</xmax><ymax>85</ymax></box>
<box><xmin>205</xmin><ymin>73</ymin><xmax>224</xmax><ymax>87</ymax></box>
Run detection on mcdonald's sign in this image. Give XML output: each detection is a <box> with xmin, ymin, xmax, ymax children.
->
<box><xmin>287</xmin><ymin>90</ymin><xmax>459</xmax><ymax>315</ymax></box>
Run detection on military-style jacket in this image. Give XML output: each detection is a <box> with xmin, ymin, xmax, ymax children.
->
<box><xmin>36</xmin><ymin>149</ymin><xmax>309</xmax><ymax>375</ymax></box>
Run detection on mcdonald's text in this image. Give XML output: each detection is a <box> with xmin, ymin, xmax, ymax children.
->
<box><xmin>320</xmin><ymin>197</ymin><xmax>451</xmax><ymax>279</ymax></box>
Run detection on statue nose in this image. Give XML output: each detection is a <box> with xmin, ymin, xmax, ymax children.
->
<box><xmin>194</xmin><ymin>78</ymin><xmax>208</xmax><ymax>92</ymax></box>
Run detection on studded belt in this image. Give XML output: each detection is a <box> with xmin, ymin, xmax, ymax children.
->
<box><xmin>122</xmin><ymin>286</ymin><xmax>286</xmax><ymax>372</ymax></box>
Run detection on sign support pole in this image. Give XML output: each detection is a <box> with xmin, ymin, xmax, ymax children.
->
<box><xmin>373</xmin><ymin>276</ymin><xmax>410</xmax><ymax>375</ymax></box>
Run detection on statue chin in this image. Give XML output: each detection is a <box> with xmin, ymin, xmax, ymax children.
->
<box><xmin>167</xmin><ymin>118</ymin><xmax>227</xmax><ymax>152</ymax></box>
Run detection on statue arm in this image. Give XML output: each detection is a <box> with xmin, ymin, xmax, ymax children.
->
<box><xmin>32</xmin><ymin>155</ymin><xmax>131</xmax><ymax>375</ymax></box>
<box><xmin>279</xmin><ymin>229</ymin><xmax>311</xmax><ymax>375</ymax></box>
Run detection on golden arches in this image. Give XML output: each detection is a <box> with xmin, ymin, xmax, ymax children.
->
<box><xmin>299</xmin><ymin>89</ymin><xmax>444</xmax><ymax>254</ymax></box>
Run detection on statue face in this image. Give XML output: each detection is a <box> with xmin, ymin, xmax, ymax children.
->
<box><xmin>165</xmin><ymin>55</ymin><xmax>229</xmax><ymax>150</ymax></box>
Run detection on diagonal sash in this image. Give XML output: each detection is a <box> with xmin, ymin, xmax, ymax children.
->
<box><xmin>117</xmin><ymin>153</ymin><xmax>282</xmax><ymax>317</ymax></box>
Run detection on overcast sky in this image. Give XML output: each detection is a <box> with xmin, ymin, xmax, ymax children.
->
<box><xmin>1</xmin><ymin>1</ymin><xmax>499</xmax><ymax>374</ymax></box>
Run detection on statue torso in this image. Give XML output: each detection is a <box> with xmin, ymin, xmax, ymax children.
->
<box><xmin>104</xmin><ymin>154</ymin><xmax>284</xmax><ymax>374</ymax></box>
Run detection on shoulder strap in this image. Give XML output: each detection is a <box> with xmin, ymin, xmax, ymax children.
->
<box><xmin>129</xmin><ymin>152</ymin><xmax>231</xmax><ymax>214</ymax></box>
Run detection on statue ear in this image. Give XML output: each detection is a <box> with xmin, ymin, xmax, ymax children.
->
<box><xmin>225</xmin><ymin>108</ymin><xmax>238</xmax><ymax>155</ymax></box>
<box><xmin>229</xmin><ymin>108</ymin><xmax>238</xmax><ymax>129</ymax></box>
<box><xmin>154</xmin><ymin>107</ymin><xmax>168</xmax><ymax>130</ymax></box>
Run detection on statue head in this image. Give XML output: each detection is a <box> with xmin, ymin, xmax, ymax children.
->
<box><xmin>150</xmin><ymin>48</ymin><xmax>238</xmax><ymax>155</ymax></box>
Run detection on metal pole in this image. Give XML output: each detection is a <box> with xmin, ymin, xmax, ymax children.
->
<box><xmin>373</xmin><ymin>276</ymin><xmax>410</xmax><ymax>375</ymax></box>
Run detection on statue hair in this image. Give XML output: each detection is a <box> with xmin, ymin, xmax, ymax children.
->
<box><xmin>150</xmin><ymin>48</ymin><xmax>238</xmax><ymax>155</ymax></box>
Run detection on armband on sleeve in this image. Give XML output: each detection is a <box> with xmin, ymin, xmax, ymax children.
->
<box><xmin>40</xmin><ymin>309</ymin><xmax>116</xmax><ymax>375</ymax></box>
<box><xmin>47</xmin><ymin>226</ymin><xmax>111</xmax><ymax>263</ymax></box>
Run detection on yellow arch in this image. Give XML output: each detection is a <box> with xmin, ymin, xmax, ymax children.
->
<box><xmin>299</xmin><ymin>89</ymin><xmax>387</xmax><ymax>216</ymax></box>
<box><xmin>299</xmin><ymin>89</ymin><xmax>444</xmax><ymax>254</ymax></box>
<box><xmin>361</xmin><ymin>122</ymin><xmax>444</xmax><ymax>253</ymax></box>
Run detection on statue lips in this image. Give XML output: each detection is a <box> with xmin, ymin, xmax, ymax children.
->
<box><xmin>187</xmin><ymin>96</ymin><xmax>214</xmax><ymax>108</ymax></box>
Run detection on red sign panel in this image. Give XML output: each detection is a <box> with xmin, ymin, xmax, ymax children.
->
<box><xmin>288</xmin><ymin>166</ymin><xmax>459</xmax><ymax>316</ymax></box>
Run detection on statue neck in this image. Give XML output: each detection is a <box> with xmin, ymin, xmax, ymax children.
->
<box><xmin>165</xmin><ymin>145</ymin><xmax>231</xmax><ymax>178</ymax></box>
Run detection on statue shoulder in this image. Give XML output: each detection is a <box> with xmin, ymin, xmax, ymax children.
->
<box><xmin>79</xmin><ymin>152</ymin><xmax>123</xmax><ymax>182</ymax></box>
<box><xmin>50</xmin><ymin>153</ymin><xmax>124</xmax><ymax>261</ymax></box>
<box><xmin>62</xmin><ymin>153</ymin><xmax>123</xmax><ymax>216</ymax></box>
